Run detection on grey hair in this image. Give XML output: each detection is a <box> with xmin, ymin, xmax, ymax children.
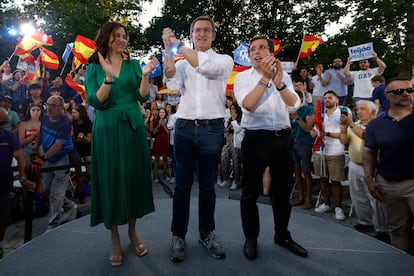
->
<box><xmin>357</xmin><ymin>100</ymin><xmax>378</xmax><ymax>117</ymax></box>
<box><xmin>49</xmin><ymin>95</ymin><xmax>65</xmax><ymax>106</ymax></box>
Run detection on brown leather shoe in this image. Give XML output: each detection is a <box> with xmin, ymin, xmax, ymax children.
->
<box><xmin>243</xmin><ymin>239</ymin><xmax>257</xmax><ymax>260</ymax></box>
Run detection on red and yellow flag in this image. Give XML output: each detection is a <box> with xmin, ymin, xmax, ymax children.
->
<box><xmin>299</xmin><ymin>35</ymin><xmax>324</xmax><ymax>59</ymax></box>
<box><xmin>72</xmin><ymin>35</ymin><xmax>95</xmax><ymax>64</ymax></box>
<box><xmin>158</xmin><ymin>86</ymin><xmax>179</xmax><ymax>95</ymax></box>
<box><xmin>15</xmin><ymin>30</ymin><xmax>53</xmax><ymax>55</ymax></box>
<box><xmin>271</xmin><ymin>39</ymin><xmax>284</xmax><ymax>56</ymax></box>
<box><xmin>226</xmin><ymin>66</ymin><xmax>251</xmax><ymax>91</ymax></box>
<box><xmin>39</xmin><ymin>47</ymin><xmax>59</xmax><ymax>70</ymax></box>
<box><xmin>65</xmin><ymin>75</ymin><xmax>86</xmax><ymax>101</ymax></box>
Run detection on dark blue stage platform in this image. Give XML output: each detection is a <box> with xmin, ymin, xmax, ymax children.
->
<box><xmin>1</xmin><ymin>198</ymin><xmax>413</xmax><ymax>275</ymax></box>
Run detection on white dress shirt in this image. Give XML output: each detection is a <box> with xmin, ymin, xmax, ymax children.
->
<box><xmin>234</xmin><ymin>68</ymin><xmax>300</xmax><ymax>130</ymax></box>
<box><xmin>166</xmin><ymin>49</ymin><xmax>233</xmax><ymax>120</ymax></box>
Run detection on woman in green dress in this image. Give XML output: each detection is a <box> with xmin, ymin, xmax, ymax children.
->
<box><xmin>85</xmin><ymin>22</ymin><xmax>157</xmax><ymax>267</ymax></box>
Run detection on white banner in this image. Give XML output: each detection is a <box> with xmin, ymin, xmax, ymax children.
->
<box><xmin>348</xmin><ymin>42</ymin><xmax>374</xmax><ymax>62</ymax></box>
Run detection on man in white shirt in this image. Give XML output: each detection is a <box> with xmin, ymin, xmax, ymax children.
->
<box><xmin>162</xmin><ymin>16</ymin><xmax>233</xmax><ymax>262</ymax></box>
<box><xmin>234</xmin><ymin>36</ymin><xmax>307</xmax><ymax>259</ymax></box>
<box><xmin>344</xmin><ymin>52</ymin><xmax>386</xmax><ymax>104</ymax></box>
<box><xmin>311</xmin><ymin>62</ymin><xmax>325</xmax><ymax>106</ymax></box>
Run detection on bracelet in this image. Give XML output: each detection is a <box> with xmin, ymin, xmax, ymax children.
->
<box><xmin>103</xmin><ymin>78</ymin><xmax>113</xmax><ymax>85</ymax></box>
<box><xmin>326</xmin><ymin>132</ymin><xmax>330</xmax><ymax>137</ymax></box>
<box><xmin>258</xmin><ymin>80</ymin><xmax>271</xmax><ymax>88</ymax></box>
<box><xmin>177</xmin><ymin>41</ymin><xmax>185</xmax><ymax>53</ymax></box>
<box><xmin>276</xmin><ymin>82</ymin><xmax>287</xmax><ymax>91</ymax></box>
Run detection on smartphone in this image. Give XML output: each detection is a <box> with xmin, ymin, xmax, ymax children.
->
<box><xmin>340</xmin><ymin>106</ymin><xmax>348</xmax><ymax>115</ymax></box>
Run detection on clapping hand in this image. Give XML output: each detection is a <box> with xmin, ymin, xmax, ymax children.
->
<box><xmin>142</xmin><ymin>57</ymin><xmax>159</xmax><ymax>76</ymax></box>
<box><xmin>97</xmin><ymin>52</ymin><xmax>115</xmax><ymax>79</ymax></box>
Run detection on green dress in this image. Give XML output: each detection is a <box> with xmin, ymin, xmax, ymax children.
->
<box><xmin>85</xmin><ymin>59</ymin><xmax>154</xmax><ymax>229</ymax></box>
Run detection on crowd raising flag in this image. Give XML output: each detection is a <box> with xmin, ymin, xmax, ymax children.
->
<box><xmin>226</xmin><ymin>65</ymin><xmax>250</xmax><ymax>91</ymax></box>
<box><xmin>62</xmin><ymin>42</ymin><xmax>74</xmax><ymax>63</ymax></box>
<box><xmin>271</xmin><ymin>39</ymin><xmax>284</xmax><ymax>56</ymax></box>
<box><xmin>72</xmin><ymin>35</ymin><xmax>96</xmax><ymax>64</ymax></box>
<box><xmin>65</xmin><ymin>75</ymin><xmax>86</xmax><ymax>101</ymax></box>
<box><xmin>39</xmin><ymin>47</ymin><xmax>59</xmax><ymax>70</ymax></box>
<box><xmin>298</xmin><ymin>35</ymin><xmax>324</xmax><ymax>59</ymax></box>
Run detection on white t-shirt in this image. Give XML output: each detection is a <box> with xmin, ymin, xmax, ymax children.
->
<box><xmin>315</xmin><ymin>107</ymin><xmax>345</xmax><ymax>156</ymax></box>
<box><xmin>312</xmin><ymin>74</ymin><xmax>324</xmax><ymax>97</ymax></box>
<box><xmin>350</xmin><ymin>67</ymin><xmax>380</xmax><ymax>98</ymax></box>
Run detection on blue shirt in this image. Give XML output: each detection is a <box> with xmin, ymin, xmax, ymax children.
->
<box><xmin>7</xmin><ymin>81</ymin><xmax>27</xmax><ymax>103</ymax></box>
<box><xmin>365</xmin><ymin>112</ymin><xmax>414</xmax><ymax>181</ymax></box>
<box><xmin>291</xmin><ymin>105</ymin><xmax>315</xmax><ymax>146</ymax></box>
<box><xmin>0</xmin><ymin>129</ymin><xmax>21</xmax><ymax>194</ymax></box>
<box><xmin>371</xmin><ymin>84</ymin><xmax>389</xmax><ymax>112</ymax></box>
<box><xmin>41</xmin><ymin>115</ymin><xmax>74</xmax><ymax>163</ymax></box>
<box><xmin>322</xmin><ymin>68</ymin><xmax>349</xmax><ymax>97</ymax></box>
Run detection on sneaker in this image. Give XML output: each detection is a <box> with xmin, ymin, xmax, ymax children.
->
<box><xmin>199</xmin><ymin>231</ymin><xmax>225</xmax><ymax>259</ymax></box>
<box><xmin>230</xmin><ymin>181</ymin><xmax>239</xmax><ymax>191</ymax></box>
<box><xmin>314</xmin><ymin>203</ymin><xmax>332</xmax><ymax>214</ymax></box>
<box><xmin>170</xmin><ymin>236</ymin><xmax>185</xmax><ymax>262</ymax></box>
<box><xmin>218</xmin><ymin>180</ymin><xmax>231</xmax><ymax>188</ymax></box>
<box><xmin>335</xmin><ymin>207</ymin><xmax>345</xmax><ymax>221</ymax></box>
<box><xmin>354</xmin><ymin>223</ymin><xmax>374</xmax><ymax>232</ymax></box>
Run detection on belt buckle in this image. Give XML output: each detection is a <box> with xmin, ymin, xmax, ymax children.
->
<box><xmin>194</xmin><ymin>119</ymin><xmax>200</xmax><ymax>126</ymax></box>
<box><xmin>275</xmin><ymin>129</ymin><xmax>282</xmax><ymax>136</ymax></box>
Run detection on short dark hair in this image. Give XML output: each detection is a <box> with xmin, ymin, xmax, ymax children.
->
<box><xmin>190</xmin><ymin>16</ymin><xmax>215</xmax><ymax>33</ymax></box>
<box><xmin>323</xmin><ymin>90</ymin><xmax>338</xmax><ymax>98</ymax></box>
<box><xmin>385</xmin><ymin>77</ymin><xmax>410</xmax><ymax>92</ymax></box>
<box><xmin>28</xmin><ymin>83</ymin><xmax>42</xmax><ymax>91</ymax></box>
<box><xmin>371</xmin><ymin>75</ymin><xmax>385</xmax><ymax>83</ymax></box>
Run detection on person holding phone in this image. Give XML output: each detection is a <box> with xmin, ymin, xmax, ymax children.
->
<box><xmin>85</xmin><ymin>21</ymin><xmax>157</xmax><ymax>267</ymax></box>
<box><xmin>234</xmin><ymin>36</ymin><xmax>307</xmax><ymax>259</ymax></box>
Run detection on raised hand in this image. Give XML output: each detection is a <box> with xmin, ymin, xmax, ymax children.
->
<box><xmin>142</xmin><ymin>56</ymin><xmax>159</xmax><ymax>76</ymax></box>
<box><xmin>97</xmin><ymin>52</ymin><xmax>115</xmax><ymax>79</ymax></box>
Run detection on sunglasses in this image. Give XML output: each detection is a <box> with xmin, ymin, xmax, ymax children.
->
<box><xmin>386</xmin><ymin>88</ymin><xmax>414</xmax><ymax>95</ymax></box>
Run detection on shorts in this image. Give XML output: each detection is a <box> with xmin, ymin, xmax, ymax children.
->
<box><xmin>293</xmin><ymin>142</ymin><xmax>313</xmax><ymax>172</ymax></box>
<box><xmin>312</xmin><ymin>153</ymin><xmax>345</xmax><ymax>182</ymax></box>
<box><xmin>0</xmin><ymin>193</ymin><xmax>13</xmax><ymax>228</ymax></box>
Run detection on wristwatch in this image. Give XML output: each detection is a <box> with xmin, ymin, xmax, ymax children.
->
<box><xmin>276</xmin><ymin>82</ymin><xmax>287</xmax><ymax>91</ymax></box>
<box><xmin>20</xmin><ymin>176</ymin><xmax>27</xmax><ymax>183</ymax></box>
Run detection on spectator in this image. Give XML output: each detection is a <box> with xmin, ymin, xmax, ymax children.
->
<box><xmin>311</xmin><ymin>62</ymin><xmax>325</xmax><ymax>106</ymax></box>
<box><xmin>150</xmin><ymin>108</ymin><xmax>170</xmax><ymax>181</ymax></box>
<box><xmin>234</xmin><ymin>36</ymin><xmax>307</xmax><ymax>259</ymax></box>
<box><xmin>163</xmin><ymin>15</ymin><xmax>233</xmax><ymax>262</ymax></box>
<box><xmin>19</xmin><ymin>83</ymin><xmax>47</xmax><ymax>121</ymax></box>
<box><xmin>35</xmin><ymin>95</ymin><xmax>78</xmax><ymax>230</ymax></box>
<box><xmin>311</xmin><ymin>91</ymin><xmax>348</xmax><ymax>221</ymax></box>
<box><xmin>1</xmin><ymin>61</ymin><xmax>12</xmax><ymax>84</ymax></box>
<box><xmin>292</xmin><ymin>65</ymin><xmax>314</xmax><ymax>94</ymax></box>
<box><xmin>290</xmin><ymin>90</ymin><xmax>315</xmax><ymax>209</ymax></box>
<box><xmin>341</xmin><ymin>100</ymin><xmax>389</xmax><ymax>242</ymax></box>
<box><xmin>71</xmin><ymin>104</ymin><xmax>92</xmax><ymax>204</ymax></box>
<box><xmin>155</xmin><ymin>93</ymin><xmax>165</xmax><ymax>109</ymax></box>
<box><xmin>8</xmin><ymin>70</ymin><xmax>27</xmax><ymax>107</ymax></box>
<box><xmin>85</xmin><ymin>22</ymin><xmax>156</xmax><ymax>266</ymax></box>
<box><xmin>148</xmin><ymin>78</ymin><xmax>158</xmax><ymax>102</ymax></box>
<box><xmin>0</xmin><ymin>107</ymin><xmax>36</xmax><ymax>259</ymax></box>
<box><xmin>0</xmin><ymin>95</ymin><xmax>19</xmax><ymax>132</ymax></box>
<box><xmin>364</xmin><ymin>77</ymin><xmax>414</xmax><ymax>254</ymax></box>
<box><xmin>321</xmin><ymin>57</ymin><xmax>352</xmax><ymax>106</ymax></box>
<box><xmin>370</xmin><ymin>75</ymin><xmax>389</xmax><ymax>113</ymax></box>
<box><xmin>344</xmin><ymin>52</ymin><xmax>386</xmax><ymax>104</ymax></box>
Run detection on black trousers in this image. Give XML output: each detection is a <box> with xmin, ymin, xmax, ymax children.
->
<box><xmin>240</xmin><ymin>129</ymin><xmax>295</xmax><ymax>240</ymax></box>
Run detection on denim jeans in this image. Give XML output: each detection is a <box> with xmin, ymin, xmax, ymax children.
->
<box><xmin>171</xmin><ymin>119</ymin><xmax>224</xmax><ymax>239</ymax></box>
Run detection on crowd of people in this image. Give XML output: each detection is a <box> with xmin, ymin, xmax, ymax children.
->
<box><xmin>1</xmin><ymin>15</ymin><xmax>414</xmax><ymax>264</ymax></box>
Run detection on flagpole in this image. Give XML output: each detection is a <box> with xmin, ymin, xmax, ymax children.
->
<box><xmin>8</xmin><ymin>48</ymin><xmax>17</xmax><ymax>60</ymax></box>
<box><xmin>295</xmin><ymin>31</ymin><xmax>306</xmax><ymax>64</ymax></box>
<box><xmin>60</xmin><ymin>60</ymin><xmax>68</xmax><ymax>76</ymax></box>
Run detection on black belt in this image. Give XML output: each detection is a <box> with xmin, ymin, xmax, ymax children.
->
<box><xmin>178</xmin><ymin>118</ymin><xmax>224</xmax><ymax>126</ymax></box>
<box><xmin>384</xmin><ymin>176</ymin><xmax>414</xmax><ymax>182</ymax></box>
<box><xmin>246</xmin><ymin>128</ymin><xmax>291</xmax><ymax>137</ymax></box>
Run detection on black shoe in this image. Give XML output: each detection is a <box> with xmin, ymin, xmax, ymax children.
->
<box><xmin>354</xmin><ymin>223</ymin><xmax>374</xmax><ymax>232</ymax></box>
<box><xmin>274</xmin><ymin>234</ymin><xmax>308</xmax><ymax>257</ymax></box>
<box><xmin>374</xmin><ymin>231</ymin><xmax>391</xmax><ymax>244</ymax></box>
<box><xmin>243</xmin><ymin>239</ymin><xmax>257</xmax><ymax>260</ymax></box>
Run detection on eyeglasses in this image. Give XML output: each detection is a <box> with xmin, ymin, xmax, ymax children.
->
<box><xmin>386</xmin><ymin>88</ymin><xmax>414</xmax><ymax>95</ymax></box>
<box><xmin>249</xmin><ymin>45</ymin><xmax>270</xmax><ymax>52</ymax></box>
<box><xmin>192</xmin><ymin>28</ymin><xmax>214</xmax><ymax>34</ymax></box>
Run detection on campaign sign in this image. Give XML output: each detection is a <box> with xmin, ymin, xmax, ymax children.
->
<box><xmin>348</xmin><ymin>42</ymin><xmax>374</xmax><ymax>62</ymax></box>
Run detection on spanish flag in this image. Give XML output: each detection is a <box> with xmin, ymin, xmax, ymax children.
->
<box><xmin>299</xmin><ymin>35</ymin><xmax>324</xmax><ymax>59</ymax></box>
<box><xmin>15</xmin><ymin>30</ymin><xmax>53</xmax><ymax>55</ymax></box>
<box><xmin>72</xmin><ymin>35</ymin><xmax>95</xmax><ymax>64</ymax></box>
<box><xmin>39</xmin><ymin>47</ymin><xmax>59</xmax><ymax>70</ymax></box>
<box><xmin>65</xmin><ymin>75</ymin><xmax>86</xmax><ymax>101</ymax></box>
<box><xmin>271</xmin><ymin>39</ymin><xmax>284</xmax><ymax>56</ymax></box>
<box><xmin>226</xmin><ymin>66</ymin><xmax>251</xmax><ymax>91</ymax></box>
<box><xmin>158</xmin><ymin>86</ymin><xmax>179</xmax><ymax>95</ymax></box>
